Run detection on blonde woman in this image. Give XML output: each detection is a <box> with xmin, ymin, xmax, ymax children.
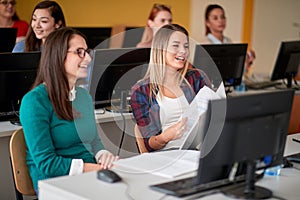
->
<box><xmin>131</xmin><ymin>24</ymin><xmax>211</xmax><ymax>152</ymax></box>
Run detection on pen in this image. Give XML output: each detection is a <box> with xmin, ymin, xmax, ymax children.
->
<box><xmin>292</xmin><ymin>138</ymin><xmax>300</xmax><ymax>144</ymax></box>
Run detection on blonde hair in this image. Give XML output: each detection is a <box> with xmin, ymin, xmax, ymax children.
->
<box><xmin>144</xmin><ymin>24</ymin><xmax>190</xmax><ymax>100</ymax></box>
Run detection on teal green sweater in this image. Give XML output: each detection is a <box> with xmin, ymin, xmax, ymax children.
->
<box><xmin>20</xmin><ymin>84</ymin><xmax>104</xmax><ymax>190</ymax></box>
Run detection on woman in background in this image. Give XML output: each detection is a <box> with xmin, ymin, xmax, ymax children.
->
<box><xmin>201</xmin><ymin>4</ymin><xmax>255</xmax><ymax>73</ymax></box>
<box><xmin>131</xmin><ymin>24</ymin><xmax>210</xmax><ymax>152</ymax></box>
<box><xmin>13</xmin><ymin>0</ymin><xmax>65</xmax><ymax>52</ymax></box>
<box><xmin>20</xmin><ymin>27</ymin><xmax>118</xmax><ymax>193</ymax></box>
<box><xmin>0</xmin><ymin>0</ymin><xmax>29</xmax><ymax>42</ymax></box>
<box><xmin>136</xmin><ymin>3</ymin><xmax>172</xmax><ymax>48</ymax></box>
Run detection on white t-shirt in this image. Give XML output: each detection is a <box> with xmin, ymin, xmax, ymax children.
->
<box><xmin>156</xmin><ymin>92</ymin><xmax>189</xmax><ymax>131</ymax></box>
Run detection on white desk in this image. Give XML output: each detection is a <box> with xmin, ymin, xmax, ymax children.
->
<box><xmin>0</xmin><ymin>111</ymin><xmax>137</xmax><ymax>200</ymax></box>
<box><xmin>39</xmin><ymin>133</ymin><xmax>300</xmax><ymax>200</ymax></box>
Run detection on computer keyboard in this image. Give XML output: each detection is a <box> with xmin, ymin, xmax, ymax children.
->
<box><xmin>0</xmin><ymin>111</ymin><xmax>19</xmax><ymax>122</ymax></box>
<box><xmin>246</xmin><ymin>81</ymin><xmax>282</xmax><ymax>89</ymax></box>
<box><xmin>150</xmin><ymin>175</ymin><xmax>246</xmax><ymax>197</ymax></box>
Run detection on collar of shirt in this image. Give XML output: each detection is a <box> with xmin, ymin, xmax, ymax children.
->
<box><xmin>207</xmin><ymin>33</ymin><xmax>229</xmax><ymax>44</ymax></box>
<box><xmin>69</xmin><ymin>87</ymin><xmax>77</xmax><ymax>101</ymax></box>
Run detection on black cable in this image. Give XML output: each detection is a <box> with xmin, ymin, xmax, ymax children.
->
<box><xmin>117</xmin><ymin>111</ymin><xmax>126</xmax><ymax>156</ymax></box>
<box><xmin>272</xmin><ymin>195</ymin><xmax>287</xmax><ymax>200</ymax></box>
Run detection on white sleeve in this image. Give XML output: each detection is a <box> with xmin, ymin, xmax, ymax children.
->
<box><xmin>69</xmin><ymin>159</ymin><xmax>84</xmax><ymax>176</ymax></box>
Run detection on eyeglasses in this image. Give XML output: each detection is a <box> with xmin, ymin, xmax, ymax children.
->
<box><xmin>0</xmin><ymin>0</ymin><xmax>17</xmax><ymax>6</ymax></box>
<box><xmin>67</xmin><ymin>48</ymin><xmax>93</xmax><ymax>59</ymax></box>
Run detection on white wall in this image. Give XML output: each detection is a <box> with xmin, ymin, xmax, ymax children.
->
<box><xmin>252</xmin><ymin>0</ymin><xmax>300</xmax><ymax>76</ymax></box>
<box><xmin>190</xmin><ymin>0</ymin><xmax>244</xmax><ymax>43</ymax></box>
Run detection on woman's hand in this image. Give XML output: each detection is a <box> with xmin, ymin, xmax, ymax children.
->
<box><xmin>162</xmin><ymin>117</ymin><xmax>188</xmax><ymax>142</ymax></box>
<box><xmin>98</xmin><ymin>151</ymin><xmax>119</xmax><ymax>169</ymax></box>
<box><xmin>83</xmin><ymin>163</ymin><xmax>103</xmax><ymax>172</ymax></box>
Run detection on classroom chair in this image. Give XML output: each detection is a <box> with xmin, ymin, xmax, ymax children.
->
<box><xmin>134</xmin><ymin>124</ymin><xmax>149</xmax><ymax>153</ymax></box>
<box><xmin>10</xmin><ymin>128</ymin><xmax>36</xmax><ymax>199</ymax></box>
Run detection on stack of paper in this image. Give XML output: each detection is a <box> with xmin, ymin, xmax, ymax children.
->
<box><xmin>114</xmin><ymin>150</ymin><xmax>200</xmax><ymax>178</ymax></box>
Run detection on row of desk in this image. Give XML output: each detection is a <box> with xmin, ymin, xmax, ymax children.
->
<box><xmin>38</xmin><ymin>133</ymin><xmax>300</xmax><ymax>200</ymax></box>
<box><xmin>0</xmin><ymin>89</ymin><xmax>299</xmax><ymax>199</ymax></box>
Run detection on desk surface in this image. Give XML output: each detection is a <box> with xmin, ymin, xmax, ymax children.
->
<box><xmin>39</xmin><ymin>133</ymin><xmax>300</xmax><ymax>200</ymax></box>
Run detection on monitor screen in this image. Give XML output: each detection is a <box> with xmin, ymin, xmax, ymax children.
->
<box><xmin>88</xmin><ymin>47</ymin><xmax>150</xmax><ymax>111</ymax></box>
<box><xmin>73</xmin><ymin>27</ymin><xmax>112</xmax><ymax>49</ymax></box>
<box><xmin>0</xmin><ymin>28</ymin><xmax>17</xmax><ymax>53</ymax></box>
<box><xmin>193</xmin><ymin>44</ymin><xmax>247</xmax><ymax>88</ymax></box>
<box><xmin>271</xmin><ymin>40</ymin><xmax>300</xmax><ymax>88</ymax></box>
<box><xmin>0</xmin><ymin>52</ymin><xmax>41</xmax><ymax>122</ymax></box>
<box><xmin>197</xmin><ymin>89</ymin><xmax>294</xmax><ymax>198</ymax></box>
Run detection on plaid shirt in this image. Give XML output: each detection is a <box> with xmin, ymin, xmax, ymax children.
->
<box><xmin>130</xmin><ymin>69</ymin><xmax>210</xmax><ymax>151</ymax></box>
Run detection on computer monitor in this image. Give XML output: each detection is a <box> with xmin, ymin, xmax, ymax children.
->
<box><xmin>122</xmin><ymin>27</ymin><xmax>144</xmax><ymax>48</ymax></box>
<box><xmin>198</xmin><ymin>89</ymin><xmax>294</xmax><ymax>199</ymax></box>
<box><xmin>88</xmin><ymin>47</ymin><xmax>150</xmax><ymax>111</ymax></box>
<box><xmin>0</xmin><ymin>28</ymin><xmax>17</xmax><ymax>52</ymax></box>
<box><xmin>73</xmin><ymin>27</ymin><xmax>112</xmax><ymax>49</ymax></box>
<box><xmin>271</xmin><ymin>40</ymin><xmax>300</xmax><ymax>88</ymax></box>
<box><xmin>193</xmin><ymin>44</ymin><xmax>247</xmax><ymax>90</ymax></box>
<box><xmin>0</xmin><ymin>52</ymin><xmax>41</xmax><ymax>124</ymax></box>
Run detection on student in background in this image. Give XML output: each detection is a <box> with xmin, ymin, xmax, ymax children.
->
<box><xmin>131</xmin><ymin>24</ymin><xmax>211</xmax><ymax>152</ymax></box>
<box><xmin>201</xmin><ymin>4</ymin><xmax>255</xmax><ymax>74</ymax></box>
<box><xmin>13</xmin><ymin>0</ymin><xmax>65</xmax><ymax>52</ymax></box>
<box><xmin>20</xmin><ymin>27</ymin><xmax>118</xmax><ymax>193</ymax></box>
<box><xmin>136</xmin><ymin>3</ymin><xmax>172</xmax><ymax>48</ymax></box>
<box><xmin>0</xmin><ymin>0</ymin><xmax>29</xmax><ymax>42</ymax></box>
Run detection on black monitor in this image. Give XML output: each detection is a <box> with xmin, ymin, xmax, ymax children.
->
<box><xmin>0</xmin><ymin>28</ymin><xmax>17</xmax><ymax>52</ymax></box>
<box><xmin>193</xmin><ymin>44</ymin><xmax>247</xmax><ymax>90</ymax></box>
<box><xmin>122</xmin><ymin>27</ymin><xmax>144</xmax><ymax>48</ymax></box>
<box><xmin>198</xmin><ymin>89</ymin><xmax>294</xmax><ymax>199</ymax></box>
<box><xmin>73</xmin><ymin>27</ymin><xmax>112</xmax><ymax>49</ymax></box>
<box><xmin>0</xmin><ymin>52</ymin><xmax>41</xmax><ymax>124</ymax></box>
<box><xmin>271</xmin><ymin>40</ymin><xmax>300</xmax><ymax>88</ymax></box>
<box><xmin>88</xmin><ymin>47</ymin><xmax>150</xmax><ymax>111</ymax></box>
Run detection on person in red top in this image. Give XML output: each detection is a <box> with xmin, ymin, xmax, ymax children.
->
<box><xmin>0</xmin><ymin>0</ymin><xmax>29</xmax><ymax>42</ymax></box>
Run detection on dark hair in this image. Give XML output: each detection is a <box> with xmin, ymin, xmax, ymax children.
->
<box><xmin>25</xmin><ymin>0</ymin><xmax>66</xmax><ymax>51</ymax></box>
<box><xmin>204</xmin><ymin>4</ymin><xmax>225</xmax><ymax>35</ymax></box>
<box><xmin>33</xmin><ymin>27</ymin><xmax>87</xmax><ymax>120</ymax></box>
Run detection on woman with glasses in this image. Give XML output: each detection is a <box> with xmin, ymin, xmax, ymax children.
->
<box><xmin>136</xmin><ymin>3</ymin><xmax>172</xmax><ymax>48</ymax></box>
<box><xmin>20</xmin><ymin>27</ymin><xmax>118</xmax><ymax>194</ymax></box>
<box><xmin>0</xmin><ymin>0</ymin><xmax>29</xmax><ymax>43</ymax></box>
<box><xmin>131</xmin><ymin>24</ymin><xmax>211</xmax><ymax>152</ymax></box>
<box><xmin>13</xmin><ymin>0</ymin><xmax>66</xmax><ymax>52</ymax></box>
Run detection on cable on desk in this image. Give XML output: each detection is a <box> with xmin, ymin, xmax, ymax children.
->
<box><xmin>122</xmin><ymin>180</ymin><xmax>135</xmax><ymax>200</ymax></box>
<box><xmin>117</xmin><ymin>111</ymin><xmax>126</xmax><ymax>156</ymax></box>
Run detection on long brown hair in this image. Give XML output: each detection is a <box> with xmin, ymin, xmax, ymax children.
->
<box><xmin>25</xmin><ymin>1</ymin><xmax>66</xmax><ymax>51</ymax></box>
<box><xmin>32</xmin><ymin>27</ymin><xmax>86</xmax><ymax>120</ymax></box>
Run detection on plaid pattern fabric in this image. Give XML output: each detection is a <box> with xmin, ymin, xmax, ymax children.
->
<box><xmin>130</xmin><ymin>69</ymin><xmax>210</xmax><ymax>151</ymax></box>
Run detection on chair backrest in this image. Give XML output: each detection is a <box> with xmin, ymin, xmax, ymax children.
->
<box><xmin>134</xmin><ymin>125</ymin><xmax>149</xmax><ymax>153</ymax></box>
<box><xmin>10</xmin><ymin>128</ymin><xmax>35</xmax><ymax>195</ymax></box>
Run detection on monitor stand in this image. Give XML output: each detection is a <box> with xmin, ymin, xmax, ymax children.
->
<box><xmin>222</xmin><ymin>161</ymin><xmax>272</xmax><ymax>199</ymax></box>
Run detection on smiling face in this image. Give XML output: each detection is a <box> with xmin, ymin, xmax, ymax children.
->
<box><xmin>165</xmin><ymin>31</ymin><xmax>189</xmax><ymax>70</ymax></box>
<box><xmin>31</xmin><ymin>8</ymin><xmax>61</xmax><ymax>43</ymax></box>
<box><xmin>64</xmin><ymin>34</ymin><xmax>92</xmax><ymax>86</ymax></box>
<box><xmin>206</xmin><ymin>8</ymin><xmax>226</xmax><ymax>34</ymax></box>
